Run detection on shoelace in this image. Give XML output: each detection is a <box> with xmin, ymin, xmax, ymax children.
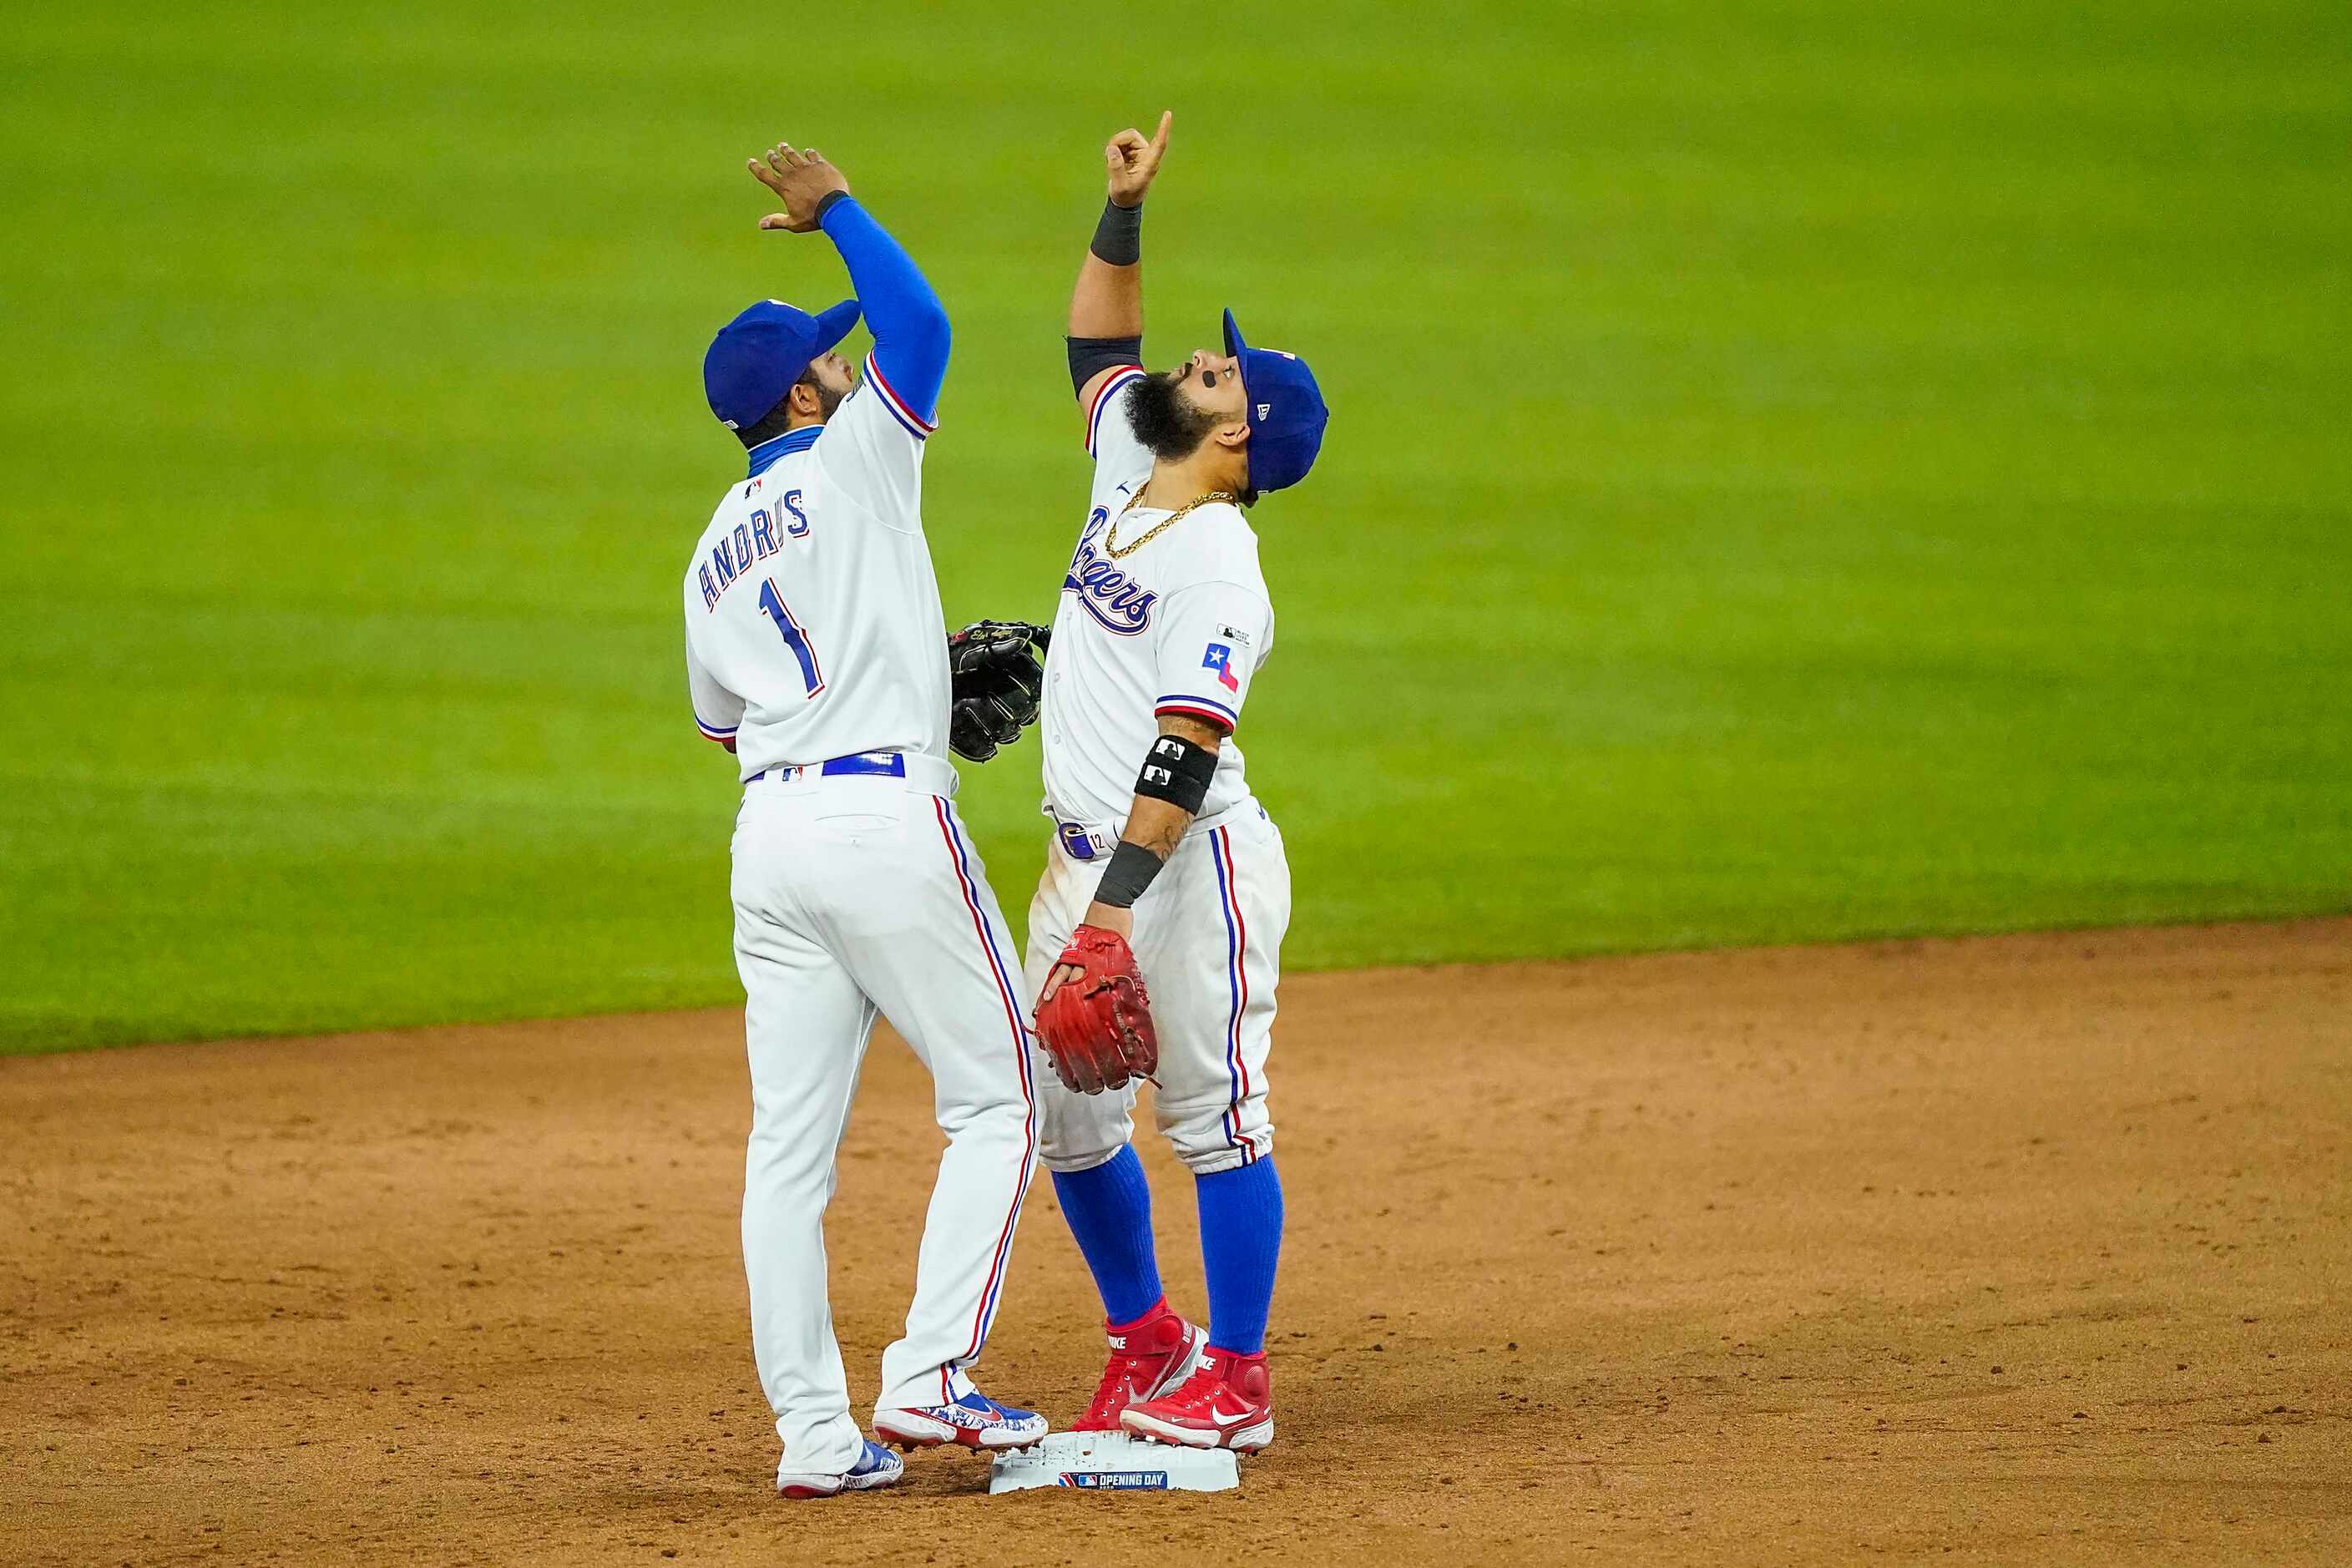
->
<box><xmin>1148</xmin><ymin>1360</ymin><xmax>1232</xmax><ymax>1417</ymax></box>
<box><xmin>1080</xmin><ymin>1347</ymin><xmax>1172</xmax><ymax>1425</ymax></box>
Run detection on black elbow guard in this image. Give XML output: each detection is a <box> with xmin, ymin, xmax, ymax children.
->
<box><xmin>1068</xmin><ymin>335</ymin><xmax>1143</xmax><ymax>397</ymax></box>
<box><xmin>1135</xmin><ymin>733</ymin><xmax>1216</xmax><ymax>815</ymax></box>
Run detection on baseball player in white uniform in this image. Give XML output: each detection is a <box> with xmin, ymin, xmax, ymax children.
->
<box><xmin>685</xmin><ymin>141</ymin><xmax>1047</xmax><ymax>1500</ymax></box>
<box><xmin>1023</xmin><ymin>114</ymin><xmax>1330</xmax><ymax>1454</ymax></box>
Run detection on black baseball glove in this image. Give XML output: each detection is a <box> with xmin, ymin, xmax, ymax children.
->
<box><xmin>947</xmin><ymin>620</ymin><xmax>1051</xmax><ymax>763</ymax></box>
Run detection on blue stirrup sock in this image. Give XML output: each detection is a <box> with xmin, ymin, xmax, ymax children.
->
<box><xmin>1050</xmin><ymin>1145</ymin><xmax>1163</xmax><ymax>1326</ymax></box>
<box><xmin>1195</xmin><ymin>1157</ymin><xmax>1284</xmax><ymax>1357</ymax></box>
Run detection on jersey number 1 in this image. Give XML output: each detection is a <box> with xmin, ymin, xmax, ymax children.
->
<box><xmin>756</xmin><ymin>578</ymin><xmax>826</xmax><ymax>698</ymax></box>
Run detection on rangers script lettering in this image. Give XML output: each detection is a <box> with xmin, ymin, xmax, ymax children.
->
<box><xmin>1062</xmin><ymin>503</ymin><xmax>1161</xmax><ymax>635</ymax></box>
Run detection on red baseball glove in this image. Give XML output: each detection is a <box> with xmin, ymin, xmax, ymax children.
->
<box><xmin>1034</xmin><ymin>924</ymin><xmax>1159</xmax><ymax>1094</ymax></box>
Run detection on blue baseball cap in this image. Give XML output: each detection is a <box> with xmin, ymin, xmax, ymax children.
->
<box><xmin>703</xmin><ymin>297</ymin><xmax>862</xmax><ymax>430</ymax></box>
<box><xmin>1222</xmin><ymin>308</ymin><xmax>1328</xmax><ymax>498</ymax></box>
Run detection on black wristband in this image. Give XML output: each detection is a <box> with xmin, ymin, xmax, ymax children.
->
<box><xmin>813</xmin><ymin>189</ymin><xmax>852</xmax><ymax>224</ymax></box>
<box><xmin>1091</xmin><ymin>839</ymin><xmax>1166</xmax><ymax>909</ymax></box>
<box><xmin>1089</xmin><ymin>197</ymin><xmax>1142</xmax><ymax>266</ymax></box>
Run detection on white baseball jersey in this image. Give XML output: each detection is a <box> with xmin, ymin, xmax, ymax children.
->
<box><xmin>1039</xmin><ymin>367</ymin><xmax>1276</xmax><ymax>828</ymax></box>
<box><xmin>683</xmin><ymin>352</ymin><xmax>951</xmax><ymax>777</ymax></box>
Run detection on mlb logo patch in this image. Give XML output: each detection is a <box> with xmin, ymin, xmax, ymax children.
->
<box><xmin>1201</xmin><ymin>642</ymin><xmax>1241</xmax><ymax>693</ymax></box>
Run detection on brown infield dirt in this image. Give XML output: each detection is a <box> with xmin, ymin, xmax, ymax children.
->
<box><xmin>4</xmin><ymin>918</ymin><xmax>2349</xmax><ymax>1566</ymax></box>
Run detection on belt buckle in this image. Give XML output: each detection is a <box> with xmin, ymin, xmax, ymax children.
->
<box><xmin>1058</xmin><ymin>822</ymin><xmax>1098</xmax><ymax>862</ymax></box>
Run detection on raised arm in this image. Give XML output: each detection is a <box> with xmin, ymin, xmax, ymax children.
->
<box><xmin>1068</xmin><ymin>112</ymin><xmax>1171</xmax><ymax>412</ymax></box>
<box><xmin>751</xmin><ymin>143</ymin><xmax>950</xmax><ymax>423</ymax></box>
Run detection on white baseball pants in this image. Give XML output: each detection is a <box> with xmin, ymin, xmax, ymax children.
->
<box><xmin>1024</xmin><ymin>802</ymin><xmax>1290</xmax><ymax>1176</ymax></box>
<box><xmin>730</xmin><ymin>761</ymin><xmax>1037</xmax><ymax>1475</ymax></box>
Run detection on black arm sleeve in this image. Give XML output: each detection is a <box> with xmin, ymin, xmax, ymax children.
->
<box><xmin>1068</xmin><ymin>335</ymin><xmax>1143</xmax><ymax>397</ymax></box>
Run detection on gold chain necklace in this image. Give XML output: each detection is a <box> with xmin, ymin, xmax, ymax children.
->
<box><xmin>1105</xmin><ymin>487</ymin><xmax>1237</xmax><ymax>559</ymax></box>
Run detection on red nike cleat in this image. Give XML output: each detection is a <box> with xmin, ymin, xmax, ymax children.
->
<box><xmin>1074</xmin><ymin>1300</ymin><xmax>1207</xmax><ymax>1432</ymax></box>
<box><xmin>1119</xmin><ymin>1346</ymin><xmax>1272</xmax><ymax>1453</ymax></box>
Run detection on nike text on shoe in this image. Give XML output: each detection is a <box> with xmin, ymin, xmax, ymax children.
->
<box><xmin>776</xmin><ymin>1439</ymin><xmax>904</xmax><ymax>1500</ymax></box>
<box><xmin>873</xmin><ymin>1389</ymin><xmax>1050</xmax><ymax>1451</ymax></box>
<box><xmin>1075</xmin><ymin>1302</ymin><xmax>1209</xmax><ymax>1432</ymax></box>
<box><xmin>1120</xmin><ymin>1348</ymin><xmax>1273</xmax><ymax>1453</ymax></box>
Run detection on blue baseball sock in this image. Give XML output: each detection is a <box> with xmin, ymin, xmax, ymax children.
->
<box><xmin>1195</xmin><ymin>1157</ymin><xmax>1284</xmax><ymax>1356</ymax></box>
<box><xmin>1050</xmin><ymin>1145</ymin><xmax>1163</xmax><ymax>1326</ymax></box>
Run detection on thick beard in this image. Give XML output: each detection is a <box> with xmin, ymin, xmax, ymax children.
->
<box><xmin>1125</xmin><ymin>369</ymin><xmax>1222</xmax><ymax>461</ymax></box>
<box><xmin>805</xmin><ymin>372</ymin><xmax>848</xmax><ymax>423</ymax></box>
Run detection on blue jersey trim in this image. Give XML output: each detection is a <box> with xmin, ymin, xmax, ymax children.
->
<box><xmin>1085</xmin><ymin>367</ymin><xmax>1146</xmax><ymax>455</ymax></box>
<box><xmin>1156</xmin><ymin>692</ymin><xmax>1241</xmax><ymax>725</ymax></box>
<box><xmin>863</xmin><ymin>352</ymin><xmax>937</xmax><ymax>440</ymax></box>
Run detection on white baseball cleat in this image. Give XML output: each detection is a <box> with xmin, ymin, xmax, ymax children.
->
<box><xmin>874</xmin><ymin>1389</ymin><xmax>1050</xmax><ymax>1451</ymax></box>
<box><xmin>776</xmin><ymin>1439</ymin><xmax>904</xmax><ymax>1500</ymax></box>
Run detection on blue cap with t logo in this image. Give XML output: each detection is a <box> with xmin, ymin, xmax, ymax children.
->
<box><xmin>703</xmin><ymin>297</ymin><xmax>862</xmax><ymax>430</ymax></box>
<box><xmin>1222</xmin><ymin>307</ymin><xmax>1328</xmax><ymax>498</ymax></box>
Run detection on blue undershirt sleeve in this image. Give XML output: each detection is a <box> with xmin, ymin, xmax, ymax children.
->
<box><xmin>818</xmin><ymin>195</ymin><xmax>948</xmax><ymax>425</ymax></box>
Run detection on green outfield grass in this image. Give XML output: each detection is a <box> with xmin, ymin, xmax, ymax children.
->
<box><xmin>3</xmin><ymin>0</ymin><xmax>2347</xmax><ymax>1051</ymax></box>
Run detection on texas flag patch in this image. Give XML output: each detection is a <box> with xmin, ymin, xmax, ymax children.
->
<box><xmin>1201</xmin><ymin>641</ymin><xmax>1242</xmax><ymax>693</ymax></box>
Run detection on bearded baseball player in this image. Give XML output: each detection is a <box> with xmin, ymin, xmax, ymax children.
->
<box><xmin>1027</xmin><ymin>112</ymin><xmax>1329</xmax><ymax>1454</ymax></box>
<box><xmin>687</xmin><ymin>140</ymin><xmax>1055</xmax><ymax>1500</ymax></box>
